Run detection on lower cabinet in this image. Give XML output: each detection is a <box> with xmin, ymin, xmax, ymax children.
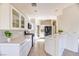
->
<box><xmin>20</xmin><ymin>42</ymin><xmax>27</xmax><ymax>56</ymax></box>
<box><xmin>20</xmin><ymin>39</ymin><xmax>32</xmax><ymax>56</ymax></box>
<box><xmin>0</xmin><ymin>38</ymin><xmax>32</xmax><ymax>56</ymax></box>
<box><xmin>0</xmin><ymin>44</ymin><xmax>20</xmax><ymax>56</ymax></box>
<box><xmin>45</xmin><ymin>35</ymin><xmax>65</xmax><ymax>56</ymax></box>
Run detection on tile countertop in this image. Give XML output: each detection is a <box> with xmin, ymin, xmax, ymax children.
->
<box><xmin>0</xmin><ymin>35</ymin><xmax>32</xmax><ymax>44</ymax></box>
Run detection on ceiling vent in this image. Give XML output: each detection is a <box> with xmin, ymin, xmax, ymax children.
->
<box><xmin>32</xmin><ymin>3</ymin><xmax>37</xmax><ymax>7</ymax></box>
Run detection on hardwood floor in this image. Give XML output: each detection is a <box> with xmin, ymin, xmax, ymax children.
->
<box><xmin>28</xmin><ymin>39</ymin><xmax>48</xmax><ymax>56</ymax></box>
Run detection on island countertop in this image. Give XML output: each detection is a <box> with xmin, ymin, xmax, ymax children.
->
<box><xmin>0</xmin><ymin>35</ymin><xmax>32</xmax><ymax>56</ymax></box>
<box><xmin>0</xmin><ymin>35</ymin><xmax>32</xmax><ymax>45</ymax></box>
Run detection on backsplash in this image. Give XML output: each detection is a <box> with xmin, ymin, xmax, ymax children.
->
<box><xmin>0</xmin><ymin>30</ymin><xmax>24</xmax><ymax>42</ymax></box>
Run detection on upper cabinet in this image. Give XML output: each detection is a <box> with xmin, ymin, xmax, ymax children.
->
<box><xmin>21</xmin><ymin>16</ymin><xmax>25</xmax><ymax>28</ymax></box>
<box><xmin>12</xmin><ymin>9</ymin><xmax>20</xmax><ymax>28</ymax></box>
<box><xmin>11</xmin><ymin>7</ymin><xmax>26</xmax><ymax>30</ymax></box>
<box><xmin>0</xmin><ymin>4</ymin><xmax>28</xmax><ymax>30</ymax></box>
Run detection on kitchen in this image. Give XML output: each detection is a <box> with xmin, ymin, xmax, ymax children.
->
<box><xmin>0</xmin><ymin>3</ymin><xmax>35</xmax><ymax>56</ymax></box>
<box><xmin>0</xmin><ymin>3</ymin><xmax>79</xmax><ymax>56</ymax></box>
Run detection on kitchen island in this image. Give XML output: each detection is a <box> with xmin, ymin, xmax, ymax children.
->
<box><xmin>0</xmin><ymin>35</ymin><xmax>32</xmax><ymax>56</ymax></box>
<box><xmin>45</xmin><ymin>34</ymin><xmax>65</xmax><ymax>56</ymax></box>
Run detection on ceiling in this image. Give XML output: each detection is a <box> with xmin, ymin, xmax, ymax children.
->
<box><xmin>11</xmin><ymin>3</ymin><xmax>74</xmax><ymax>19</ymax></box>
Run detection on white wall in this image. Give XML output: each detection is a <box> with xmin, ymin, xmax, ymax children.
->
<box><xmin>0</xmin><ymin>4</ymin><xmax>10</xmax><ymax>29</ymax></box>
<box><xmin>58</xmin><ymin>4</ymin><xmax>79</xmax><ymax>52</ymax></box>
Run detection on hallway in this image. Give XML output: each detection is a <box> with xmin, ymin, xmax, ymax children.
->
<box><xmin>28</xmin><ymin>39</ymin><xmax>49</xmax><ymax>56</ymax></box>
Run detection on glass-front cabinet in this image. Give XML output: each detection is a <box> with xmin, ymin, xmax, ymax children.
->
<box><xmin>11</xmin><ymin>8</ymin><xmax>25</xmax><ymax>30</ymax></box>
<box><xmin>0</xmin><ymin>4</ymin><xmax>27</xmax><ymax>30</ymax></box>
<box><xmin>12</xmin><ymin>9</ymin><xmax>19</xmax><ymax>28</ymax></box>
<box><xmin>21</xmin><ymin>16</ymin><xmax>25</xmax><ymax>28</ymax></box>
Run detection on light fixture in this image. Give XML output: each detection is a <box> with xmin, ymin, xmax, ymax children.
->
<box><xmin>32</xmin><ymin>3</ymin><xmax>37</xmax><ymax>7</ymax></box>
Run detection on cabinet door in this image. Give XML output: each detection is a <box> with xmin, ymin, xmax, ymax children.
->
<box><xmin>21</xmin><ymin>16</ymin><xmax>25</xmax><ymax>28</ymax></box>
<box><xmin>20</xmin><ymin>42</ymin><xmax>28</xmax><ymax>56</ymax></box>
<box><xmin>12</xmin><ymin>9</ymin><xmax>20</xmax><ymax>28</ymax></box>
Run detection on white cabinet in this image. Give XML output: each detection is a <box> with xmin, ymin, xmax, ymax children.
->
<box><xmin>45</xmin><ymin>35</ymin><xmax>65</xmax><ymax>56</ymax></box>
<box><xmin>11</xmin><ymin>7</ymin><xmax>26</xmax><ymax>30</ymax></box>
<box><xmin>20</xmin><ymin>43</ymin><xmax>28</xmax><ymax>55</ymax></box>
<box><xmin>11</xmin><ymin>9</ymin><xmax>20</xmax><ymax>29</ymax></box>
<box><xmin>0</xmin><ymin>44</ymin><xmax>20</xmax><ymax>56</ymax></box>
<box><xmin>21</xmin><ymin>16</ymin><xmax>25</xmax><ymax>28</ymax></box>
<box><xmin>20</xmin><ymin>38</ymin><xmax>32</xmax><ymax>56</ymax></box>
<box><xmin>0</xmin><ymin>4</ymin><xmax>27</xmax><ymax>30</ymax></box>
<box><xmin>0</xmin><ymin>36</ymin><xmax>32</xmax><ymax>56</ymax></box>
<box><xmin>55</xmin><ymin>35</ymin><xmax>65</xmax><ymax>56</ymax></box>
<box><xmin>45</xmin><ymin>36</ymin><xmax>56</xmax><ymax>56</ymax></box>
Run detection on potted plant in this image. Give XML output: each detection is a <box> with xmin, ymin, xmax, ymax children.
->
<box><xmin>4</xmin><ymin>31</ymin><xmax>12</xmax><ymax>42</ymax></box>
<box><xmin>58</xmin><ymin>29</ymin><xmax>63</xmax><ymax>34</ymax></box>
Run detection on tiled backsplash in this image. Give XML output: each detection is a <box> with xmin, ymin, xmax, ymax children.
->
<box><xmin>0</xmin><ymin>30</ymin><xmax>24</xmax><ymax>42</ymax></box>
